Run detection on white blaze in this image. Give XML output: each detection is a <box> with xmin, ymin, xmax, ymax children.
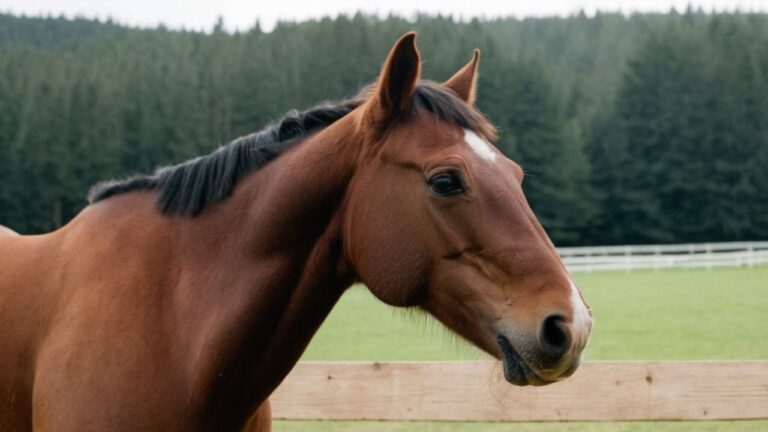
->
<box><xmin>569</xmin><ymin>281</ymin><xmax>591</xmax><ymax>333</ymax></box>
<box><xmin>464</xmin><ymin>129</ymin><xmax>497</xmax><ymax>162</ymax></box>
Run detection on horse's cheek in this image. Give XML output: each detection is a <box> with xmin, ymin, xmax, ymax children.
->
<box><xmin>352</xmin><ymin>221</ymin><xmax>429</xmax><ymax>307</ymax></box>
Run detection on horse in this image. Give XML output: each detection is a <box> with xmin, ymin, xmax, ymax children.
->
<box><xmin>0</xmin><ymin>32</ymin><xmax>592</xmax><ymax>431</ymax></box>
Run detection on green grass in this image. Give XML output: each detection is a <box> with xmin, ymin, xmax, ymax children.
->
<box><xmin>302</xmin><ymin>266</ymin><xmax>768</xmax><ymax>361</ymax></box>
<box><xmin>274</xmin><ymin>267</ymin><xmax>768</xmax><ymax>431</ymax></box>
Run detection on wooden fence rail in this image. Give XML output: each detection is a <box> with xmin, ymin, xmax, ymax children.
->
<box><xmin>272</xmin><ymin>361</ymin><xmax>768</xmax><ymax>422</ymax></box>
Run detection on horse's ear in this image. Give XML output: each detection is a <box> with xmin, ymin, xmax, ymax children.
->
<box><xmin>371</xmin><ymin>32</ymin><xmax>421</xmax><ymax>117</ymax></box>
<box><xmin>443</xmin><ymin>49</ymin><xmax>480</xmax><ymax>105</ymax></box>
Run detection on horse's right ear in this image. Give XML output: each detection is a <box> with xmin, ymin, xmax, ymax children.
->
<box><xmin>369</xmin><ymin>32</ymin><xmax>421</xmax><ymax>119</ymax></box>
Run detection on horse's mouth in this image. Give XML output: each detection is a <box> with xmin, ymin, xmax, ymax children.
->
<box><xmin>497</xmin><ymin>334</ymin><xmax>545</xmax><ymax>386</ymax></box>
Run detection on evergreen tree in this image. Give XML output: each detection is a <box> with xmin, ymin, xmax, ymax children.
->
<box><xmin>0</xmin><ymin>12</ymin><xmax>766</xmax><ymax>244</ymax></box>
<box><xmin>480</xmin><ymin>59</ymin><xmax>593</xmax><ymax>244</ymax></box>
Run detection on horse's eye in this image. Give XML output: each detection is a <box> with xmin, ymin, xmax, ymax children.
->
<box><xmin>428</xmin><ymin>172</ymin><xmax>463</xmax><ymax>196</ymax></box>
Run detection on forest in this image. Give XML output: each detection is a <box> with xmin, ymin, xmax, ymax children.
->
<box><xmin>0</xmin><ymin>10</ymin><xmax>767</xmax><ymax>245</ymax></box>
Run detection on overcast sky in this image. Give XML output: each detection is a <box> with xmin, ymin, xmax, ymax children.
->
<box><xmin>3</xmin><ymin>0</ymin><xmax>767</xmax><ymax>32</ymax></box>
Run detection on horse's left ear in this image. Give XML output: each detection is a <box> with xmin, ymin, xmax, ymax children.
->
<box><xmin>444</xmin><ymin>49</ymin><xmax>480</xmax><ymax>105</ymax></box>
<box><xmin>371</xmin><ymin>32</ymin><xmax>421</xmax><ymax>117</ymax></box>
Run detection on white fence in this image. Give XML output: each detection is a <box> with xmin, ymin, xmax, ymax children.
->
<box><xmin>557</xmin><ymin>241</ymin><xmax>768</xmax><ymax>273</ymax></box>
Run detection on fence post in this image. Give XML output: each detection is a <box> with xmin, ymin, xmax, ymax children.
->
<box><xmin>624</xmin><ymin>245</ymin><xmax>631</xmax><ymax>273</ymax></box>
<box><xmin>687</xmin><ymin>244</ymin><xmax>694</xmax><ymax>271</ymax></box>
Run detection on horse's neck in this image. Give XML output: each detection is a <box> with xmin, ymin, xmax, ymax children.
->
<box><xmin>171</xmin><ymin>116</ymin><xmax>361</xmax><ymax>424</ymax></box>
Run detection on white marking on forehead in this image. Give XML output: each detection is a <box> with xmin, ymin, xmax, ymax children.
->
<box><xmin>464</xmin><ymin>129</ymin><xmax>497</xmax><ymax>162</ymax></box>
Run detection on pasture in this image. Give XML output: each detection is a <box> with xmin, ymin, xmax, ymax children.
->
<box><xmin>276</xmin><ymin>266</ymin><xmax>768</xmax><ymax>431</ymax></box>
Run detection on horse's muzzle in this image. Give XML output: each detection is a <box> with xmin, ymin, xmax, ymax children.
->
<box><xmin>497</xmin><ymin>334</ymin><xmax>544</xmax><ymax>386</ymax></box>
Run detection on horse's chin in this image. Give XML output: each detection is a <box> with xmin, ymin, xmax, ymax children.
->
<box><xmin>497</xmin><ymin>334</ymin><xmax>547</xmax><ymax>386</ymax></box>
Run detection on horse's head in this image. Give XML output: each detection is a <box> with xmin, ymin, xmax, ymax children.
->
<box><xmin>343</xmin><ymin>33</ymin><xmax>591</xmax><ymax>386</ymax></box>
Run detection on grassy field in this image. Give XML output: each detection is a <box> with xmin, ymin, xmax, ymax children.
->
<box><xmin>275</xmin><ymin>267</ymin><xmax>768</xmax><ymax>431</ymax></box>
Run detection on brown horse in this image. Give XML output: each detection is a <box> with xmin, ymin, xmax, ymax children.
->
<box><xmin>0</xmin><ymin>33</ymin><xmax>591</xmax><ymax>431</ymax></box>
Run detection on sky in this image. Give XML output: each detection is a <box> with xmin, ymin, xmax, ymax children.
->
<box><xmin>2</xmin><ymin>0</ymin><xmax>767</xmax><ymax>32</ymax></box>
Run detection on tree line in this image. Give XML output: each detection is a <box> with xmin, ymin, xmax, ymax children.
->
<box><xmin>0</xmin><ymin>10</ymin><xmax>766</xmax><ymax>245</ymax></box>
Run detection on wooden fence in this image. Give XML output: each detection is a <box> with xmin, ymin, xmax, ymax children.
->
<box><xmin>271</xmin><ymin>361</ymin><xmax>768</xmax><ymax>422</ymax></box>
<box><xmin>557</xmin><ymin>241</ymin><xmax>768</xmax><ymax>273</ymax></box>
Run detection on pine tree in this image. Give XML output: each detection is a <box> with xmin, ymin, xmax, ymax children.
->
<box><xmin>479</xmin><ymin>59</ymin><xmax>593</xmax><ymax>244</ymax></box>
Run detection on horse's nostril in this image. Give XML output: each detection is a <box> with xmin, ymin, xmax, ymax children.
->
<box><xmin>538</xmin><ymin>314</ymin><xmax>570</xmax><ymax>358</ymax></box>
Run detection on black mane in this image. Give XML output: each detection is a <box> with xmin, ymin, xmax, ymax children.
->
<box><xmin>88</xmin><ymin>82</ymin><xmax>495</xmax><ymax>216</ymax></box>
